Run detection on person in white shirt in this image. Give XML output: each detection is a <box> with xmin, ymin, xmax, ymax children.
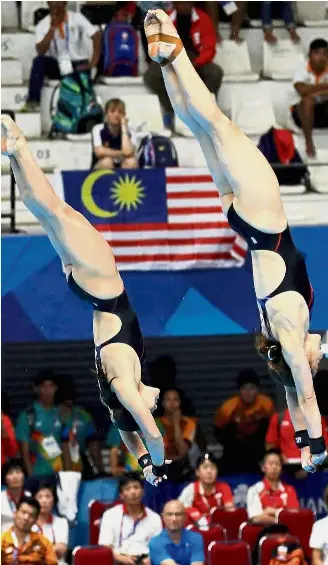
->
<box><xmin>24</xmin><ymin>1</ymin><xmax>101</xmax><ymax>112</ymax></box>
<box><xmin>310</xmin><ymin>486</ymin><xmax>328</xmax><ymax>565</ymax></box>
<box><xmin>99</xmin><ymin>473</ymin><xmax>162</xmax><ymax>565</ymax></box>
<box><xmin>291</xmin><ymin>38</ymin><xmax>328</xmax><ymax>157</ymax></box>
<box><xmin>33</xmin><ymin>481</ymin><xmax>69</xmax><ymax>565</ymax></box>
<box><xmin>1</xmin><ymin>458</ymin><xmax>30</xmax><ymax>532</ymax></box>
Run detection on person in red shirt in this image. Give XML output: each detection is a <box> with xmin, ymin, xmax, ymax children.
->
<box><xmin>179</xmin><ymin>452</ymin><xmax>234</xmax><ymax>527</ymax></box>
<box><xmin>247</xmin><ymin>450</ymin><xmax>299</xmax><ymax>524</ymax></box>
<box><xmin>266</xmin><ymin>410</ymin><xmax>328</xmax><ymax>478</ymax></box>
<box><xmin>1</xmin><ymin>413</ymin><xmax>18</xmax><ymax>466</ymax></box>
<box><xmin>144</xmin><ymin>1</ymin><xmax>223</xmax><ymax>132</ymax></box>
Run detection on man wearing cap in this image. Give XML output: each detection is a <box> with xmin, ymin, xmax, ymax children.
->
<box><xmin>16</xmin><ymin>370</ymin><xmax>64</xmax><ymax>483</ymax></box>
<box><xmin>214</xmin><ymin>370</ymin><xmax>274</xmax><ymax>473</ymax></box>
<box><xmin>179</xmin><ymin>453</ymin><xmax>234</xmax><ymax>528</ymax></box>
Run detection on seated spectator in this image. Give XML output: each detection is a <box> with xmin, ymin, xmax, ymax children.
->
<box><xmin>150</xmin><ymin>500</ymin><xmax>204</xmax><ymax>565</ymax></box>
<box><xmin>15</xmin><ymin>370</ymin><xmax>64</xmax><ymax>482</ymax></box>
<box><xmin>309</xmin><ymin>486</ymin><xmax>328</xmax><ymax>565</ymax></box>
<box><xmin>23</xmin><ymin>1</ymin><xmax>101</xmax><ymax>112</ymax></box>
<box><xmin>261</xmin><ymin>1</ymin><xmax>300</xmax><ymax>45</ymax></box>
<box><xmin>291</xmin><ymin>39</ymin><xmax>328</xmax><ymax>157</ymax></box>
<box><xmin>1</xmin><ymin>458</ymin><xmax>30</xmax><ymax>532</ymax></box>
<box><xmin>247</xmin><ymin>449</ymin><xmax>299</xmax><ymax>524</ymax></box>
<box><xmin>92</xmin><ymin>99</ymin><xmax>138</xmax><ymax>170</ymax></box>
<box><xmin>1</xmin><ymin>496</ymin><xmax>57</xmax><ymax>565</ymax></box>
<box><xmin>214</xmin><ymin>369</ymin><xmax>274</xmax><ymax>474</ymax></box>
<box><xmin>144</xmin><ymin>1</ymin><xmax>223</xmax><ymax>132</ymax></box>
<box><xmin>158</xmin><ymin>389</ymin><xmax>196</xmax><ymax>482</ymax></box>
<box><xmin>57</xmin><ymin>376</ymin><xmax>105</xmax><ymax>479</ymax></box>
<box><xmin>1</xmin><ymin>411</ymin><xmax>18</xmax><ymax>466</ymax></box>
<box><xmin>33</xmin><ymin>482</ymin><xmax>68</xmax><ymax>565</ymax></box>
<box><xmin>204</xmin><ymin>1</ymin><xmax>246</xmax><ymax>43</ymax></box>
<box><xmin>266</xmin><ymin>408</ymin><xmax>328</xmax><ymax>478</ymax></box>
<box><xmin>179</xmin><ymin>452</ymin><xmax>234</xmax><ymax>527</ymax></box>
<box><xmin>99</xmin><ymin>473</ymin><xmax>162</xmax><ymax>563</ymax></box>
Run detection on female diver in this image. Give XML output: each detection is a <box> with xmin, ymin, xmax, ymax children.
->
<box><xmin>1</xmin><ymin>115</ymin><xmax>166</xmax><ymax>485</ymax></box>
<box><xmin>143</xmin><ymin>9</ymin><xmax>326</xmax><ymax>472</ymax></box>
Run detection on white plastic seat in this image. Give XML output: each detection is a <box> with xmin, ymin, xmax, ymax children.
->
<box><xmin>231</xmin><ymin>83</ymin><xmax>277</xmax><ymax>134</ymax></box>
<box><xmin>263</xmin><ymin>40</ymin><xmax>306</xmax><ymax>80</ymax></box>
<box><xmin>215</xmin><ymin>40</ymin><xmax>259</xmax><ymax>82</ymax></box>
<box><xmin>309</xmin><ymin>165</ymin><xmax>328</xmax><ymax>193</ymax></box>
<box><xmin>21</xmin><ymin>1</ymin><xmax>47</xmax><ymax>31</ymax></box>
<box><xmin>295</xmin><ymin>1</ymin><xmax>328</xmax><ymax>26</ymax></box>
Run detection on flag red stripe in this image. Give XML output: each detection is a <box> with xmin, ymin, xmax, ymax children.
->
<box><xmin>115</xmin><ymin>251</ymin><xmax>233</xmax><ymax>262</ymax></box>
<box><xmin>95</xmin><ymin>221</ymin><xmax>230</xmax><ymax>232</ymax></box>
<box><xmin>232</xmin><ymin>243</ymin><xmax>248</xmax><ymax>257</ymax></box>
<box><xmin>108</xmin><ymin>236</ymin><xmax>235</xmax><ymax>247</ymax></box>
<box><xmin>168</xmin><ymin>206</ymin><xmax>222</xmax><ymax>215</ymax></box>
<box><xmin>168</xmin><ymin>191</ymin><xmax>219</xmax><ymax>199</ymax></box>
<box><xmin>166</xmin><ymin>175</ymin><xmax>213</xmax><ymax>184</ymax></box>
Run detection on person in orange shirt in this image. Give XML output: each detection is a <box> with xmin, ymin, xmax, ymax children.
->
<box><xmin>158</xmin><ymin>389</ymin><xmax>196</xmax><ymax>482</ymax></box>
<box><xmin>1</xmin><ymin>495</ymin><xmax>57</xmax><ymax>565</ymax></box>
<box><xmin>214</xmin><ymin>370</ymin><xmax>274</xmax><ymax>474</ymax></box>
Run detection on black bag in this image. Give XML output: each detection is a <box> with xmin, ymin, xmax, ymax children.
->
<box><xmin>34</xmin><ymin>8</ymin><xmax>49</xmax><ymax>26</ymax></box>
<box><xmin>138</xmin><ymin>134</ymin><xmax>179</xmax><ymax>168</ymax></box>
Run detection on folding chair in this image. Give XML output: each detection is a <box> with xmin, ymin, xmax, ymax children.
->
<box><xmin>208</xmin><ymin>540</ymin><xmax>252</xmax><ymax>565</ymax></box>
<box><xmin>276</xmin><ymin>509</ymin><xmax>314</xmax><ymax>557</ymax></box>
<box><xmin>258</xmin><ymin>534</ymin><xmax>300</xmax><ymax>565</ymax></box>
<box><xmin>188</xmin><ymin>525</ymin><xmax>227</xmax><ymax>558</ymax></box>
<box><xmin>88</xmin><ymin>499</ymin><xmax>116</xmax><ymax>545</ymax></box>
<box><xmin>238</xmin><ymin>521</ymin><xmax>266</xmax><ymax>553</ymax></box>
<box><xmin>73</xmin><ymin>546</ymin><xmax>113</xmax><ymax>565</ymax></box>
<box><xmin>210</xmin><ymin>507</ymin><xmax>248</xmax><ymax>539</ymax></box>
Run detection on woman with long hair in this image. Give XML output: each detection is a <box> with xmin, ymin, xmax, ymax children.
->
<box><xmin>1</xmin><ymin>116</ymin><xmax>165</xmax><ymax>486</ymax></box>
<box><xmin>143</xmin><ymin>9</ymin><xmax>325</xmax><ymax>473</ymax></box>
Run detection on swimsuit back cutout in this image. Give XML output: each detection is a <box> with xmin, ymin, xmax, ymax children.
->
<box><xmin>68</xmin><ymin>273</ymin><xmax>145</xmax><ymax>410</ymax></box>
<box><xmin>227</xmin><ymin>203</ymin><xmax>314</xmax><ymax>339</ymax></box>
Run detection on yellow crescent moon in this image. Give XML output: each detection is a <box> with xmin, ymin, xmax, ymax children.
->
<box><xmin>81</xmin><ymin>169</ymin><xmax>118</xmax><ymax>218</ymax></box>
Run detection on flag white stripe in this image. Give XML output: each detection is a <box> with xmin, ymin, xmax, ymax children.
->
<box><xmin>99</xmin><ymin>228</ymin><xmax>234</xmax><ymax>241</ymax></box>
<box><xmin>119</xmin><ymin>259</ymin><xmax>238</xmax><ymax>271</ymax></box>
<box><xmin>167</xmin><ymin>198</ymin><xmax>222</xmax><ymax>208</ymax></box>
<box><xmin>112</xmin><ymin>243</ymin><xmax>233</xmax><ymax>256</ymax></box>
<box><xmin>168</xmin><ymin>213</ymin><xmax>227</xmax><ymax>223</ymax></box>
<box><xmin>166</xmin><ymin>183</ymin><xmax>217</xmax><ymax>193</ymax></box>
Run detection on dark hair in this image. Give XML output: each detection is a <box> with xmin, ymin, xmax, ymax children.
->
<box><xmin>196</xmin><ymin>452</ymin><xmax>218</xmax><ymax>469</ymax></box>
<box><xmin>2</xmin><ymin>458</ymin><xmax>26</xmax><ymax>484</ymax></box>
<box><xmin>55</xmin><ymin>374</ymin><xmax>76</xmax><ymax>404</ymax></box>
<box><xmin>33</xmin><ymin>369</ymin><xmax>58</xmax><ymax>387</ymax></box>
<box><xmin>237</xmin><ymin>369</ymin><xmax>259</xmax><ymax>389</ymax></box>
<box><xmin>119</xmin><ymin>473</ymin><xmax>144</xmax><ymax>493</ymax></box>
<box><xmin>110</xmin><ymin>407</ymin><xmax>140</xmax><ymax>432</ymax></box>
<box><xmin>310</xmin><ymin>38</ymin><xmax>328</xmax><ymax>52</ymax></box>
<box><xmin>33</xmin><ymin>481</ymin><xmax>58</xmax><ymax>508</ymax></box>
<box><xmin>255</xmin><ymin>335</ymin><xmax>295</xmax><ymax>387</ymax></box>
<box><xmin>105</xmin><ymin>98</ymin><xmax>126</xmax><ymax>113</ymax></box>
<box><xmin>17</xmin><ymin>495</ymin><xmax>41</xmax><ymax>517</ymax></box>
<box><xmin>262</xmin><ymin>448</ymin><xmax>284</xmax><ymax>466</ymax></box>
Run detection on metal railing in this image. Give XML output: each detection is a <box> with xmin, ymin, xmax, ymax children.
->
<box><xmin>1</xmin><ymin>110</ymin><xmax>17</xmax><ymax>233</ymax></box>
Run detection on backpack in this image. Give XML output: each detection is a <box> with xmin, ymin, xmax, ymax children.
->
<box><xmin>51</xmin><ymin>72</ymin><xmax>103</xmax><ymax>135</ymax></box>
<box><xmin>258</xmin><ymin>127</ymin><xmax>309</xmax><ymax>187</ymax></box>
<box><xmin>103</xmin><ymin>22</ymin><xmax>138</xmax><ymax>77</ymax></box>
<box><xmin>138</xmin><ymin>135</ymin><xmax>179</xmax><ymax>168</ymax></box>
<box><xmin>269</xmin><ymin>539</ymin><xmax>307</xmax><ymax>565</ymax></box>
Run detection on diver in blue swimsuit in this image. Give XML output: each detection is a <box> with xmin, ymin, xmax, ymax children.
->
<box><xmin>143</xmin><ymin>8</ymin><xmax>326</xmax><ymax>472</ymax></box>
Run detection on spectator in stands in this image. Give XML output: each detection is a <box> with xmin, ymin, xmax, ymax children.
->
<box><xmin>33</xmin><ymin>482</ymin><xmax>68</xmax><ymax>565</ymax></box>
<box><xmin>16</xmin><ymin>370</ymin><xmax>64</xmax><ymax>481</ymax></box>
<box><xmin>1</xmin><ymin>410</ymin><xmax>18</xmax><ymax>466</ymax></box>
<box><xmin>1</xmin><ymin>496</ymin><xmax>57</xmax><ymax>565</ymax></box>
<box><xmin>204</xmin><ymin>1</ymin><xmax>246</xmax><ymax>43</ymax></box>
<box><xmin>56</xmin><ymin>376</ymin><xmax>105</xmax><ymax>479</ymax></box>
<box><xmin>261</xmin><ymin>1</ymin><xmax>300</xmax><ymax>45</ymax></box>
<box><xmin>99</xmin><ymin>473</ymin><xmax>162</xmax><ymax>563</ymax></box>
<box><xmin>214</xmin><ymin>369</ymin><xmax>274</xmax><ymax>474</ymax></box>
<box><xmin>144</xmin><ymin>2</ymin><xmax>223</xmax><ymax>132</ymax></box>
<box><xmin>179</xmin><ymin>452</ymin><xmax>234</xmax><ymax>527</ymax></box>
<box><xmin>158</xmin><ymin>388</ymin><xmax>196</xmax><ymax>482</ymax></box>
<box><xmin>310</xmin><ymin>485</ymin><xmax>328</xmax><ymax>565</ymax></box>
<box><xmin>291</xmin><ymin>38</ymin><xmax>328</xmax><ymax>157</ymax></box>
<box><xmin>92</xmin><ymin>98</ymin><xmax>138</xmax><ymax>170</ymax></box>
<box><xmin>1</xmin><ymin>458</ymin><xmax>30</xmax><ymax>532</ymax></box>
<box><xmin>247</xmin><ymin>449</ymin><xmax>299</xmax><ymax>524</ymax></box>
<box><xmin>23</xmin><ymin>1</ymin><xmax>101</xmax><ymax>112</ymax></box>
<box><xmin>150</xmin><ymin>500</ymin><xmax>205</xmax><ymax>565</ymax></box>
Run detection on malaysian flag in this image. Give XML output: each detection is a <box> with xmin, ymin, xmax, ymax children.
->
<box><xmin>59</xmin><ymin>168</ymin><xmax>247</xmax><ymax>271</ymax></box>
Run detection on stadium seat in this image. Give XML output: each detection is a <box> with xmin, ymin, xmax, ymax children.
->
<box><xmin>208</xmin><ymin>540</ymin><xmax>252</xmax><ymax>565</ymax></box>
<box><xmin>72</xmin><ymin>546</ymin><xmax>113</xmax><ymax>565</ymax></box>
<box><xmin>88</xmin><ymin>499</ymin><xmax>116</xmax><ymax>545</ymax></box>
<box><xmin>231</xmin><ymin>83</ymin><xmax>277</xmax><ymax>135</ymax></box>
<box><xmin>21</xmin><ymin>1</ymin><xmax>47</xmax><ymax>31</ymax></box>
<box><xmin>188</xmin><ymin>525</ymin><xmax>227</xmax><ymax>558</ymax></box>
<box><xmin>295</xmin><ymin>1</ymin><xmax>328</xmax><ymax>26</ymax></box>
<box><xmin>210</xmin><ymin>508</ymin><xmax>248</xmax><ymax>540</ymax></box>
<box><xmin>263</xmin><ymin>40</ymin><xmax>306</xmax><ymax>80</ymax></box>
<box><xmin>258</xmin><ymin>534</ymin><xmax>300</xmax><ymax>565</ymax></box>
<box><xmin>238</xmin><ymin>521</ymin><xmax>266</xmax><ymax>553</ymax></box>
<box><xmin>215</xmin><ymin>41</ymin><xmax>259</xmax><ymax>82</ymax></box>
<box><xmin>309</xmin><ymin>165</ymin><xmax>328</xmax><ymax>193</ymax></box>
<box><xmin>276</xmin><ymin>509</ymin><xmax>314</xmax><ymax>557</ymax></box>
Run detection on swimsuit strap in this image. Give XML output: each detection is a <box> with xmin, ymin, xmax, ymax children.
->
<box><xmin>257</xmin><ymin>298</ymin><xmax>275</xmax><ymax>342</ymax></box>
<box><xmin>95</xmin><ymin>340</ymin><xmax>118</xmax><ymax>387</ymax></box>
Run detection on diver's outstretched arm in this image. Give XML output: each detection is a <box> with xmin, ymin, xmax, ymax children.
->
<box><xmin>285</xmin><ymin>386</ymin><xmax>316</xmax><ymax>473</ymax></box>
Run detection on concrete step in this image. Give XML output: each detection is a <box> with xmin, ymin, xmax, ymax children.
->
<box><xmin>1</xmin><ymin>84</ymin><xmax>28</xmax><ymax>111</ymax></box>
<box><xmin>1</xmin><ymin>112</ymin><xmax>42</xmax><ymax>138</ymax></box>
<box><xmin>1</xmin><ymin>2</ymin><xmax>19</xmax><ymax>28</ymax></box>
<box><xmin>1</xmin><ymin>32</ymin><xmax>36</xmax><ymax>82</ymax></box>
<box><xmin>1</xmin><ymin>59</ymin><xmax>24</xmax><ymax>85</ymax></box>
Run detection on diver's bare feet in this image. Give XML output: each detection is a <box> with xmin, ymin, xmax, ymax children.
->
<box><xmin>1</xmin><ymin>115</ymin><xmax>26</xmax><ymax>157</ymax></box>
<box><xmin>144</xmin><ymin>9</ymin><xmax>184</xmax><ymax>64</ymax></box>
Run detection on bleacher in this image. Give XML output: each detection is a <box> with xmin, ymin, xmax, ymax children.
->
<box><xmin>1</xmin><ymin>0</ymin><xmax>328</xmax><ymax>232</ymax></box>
